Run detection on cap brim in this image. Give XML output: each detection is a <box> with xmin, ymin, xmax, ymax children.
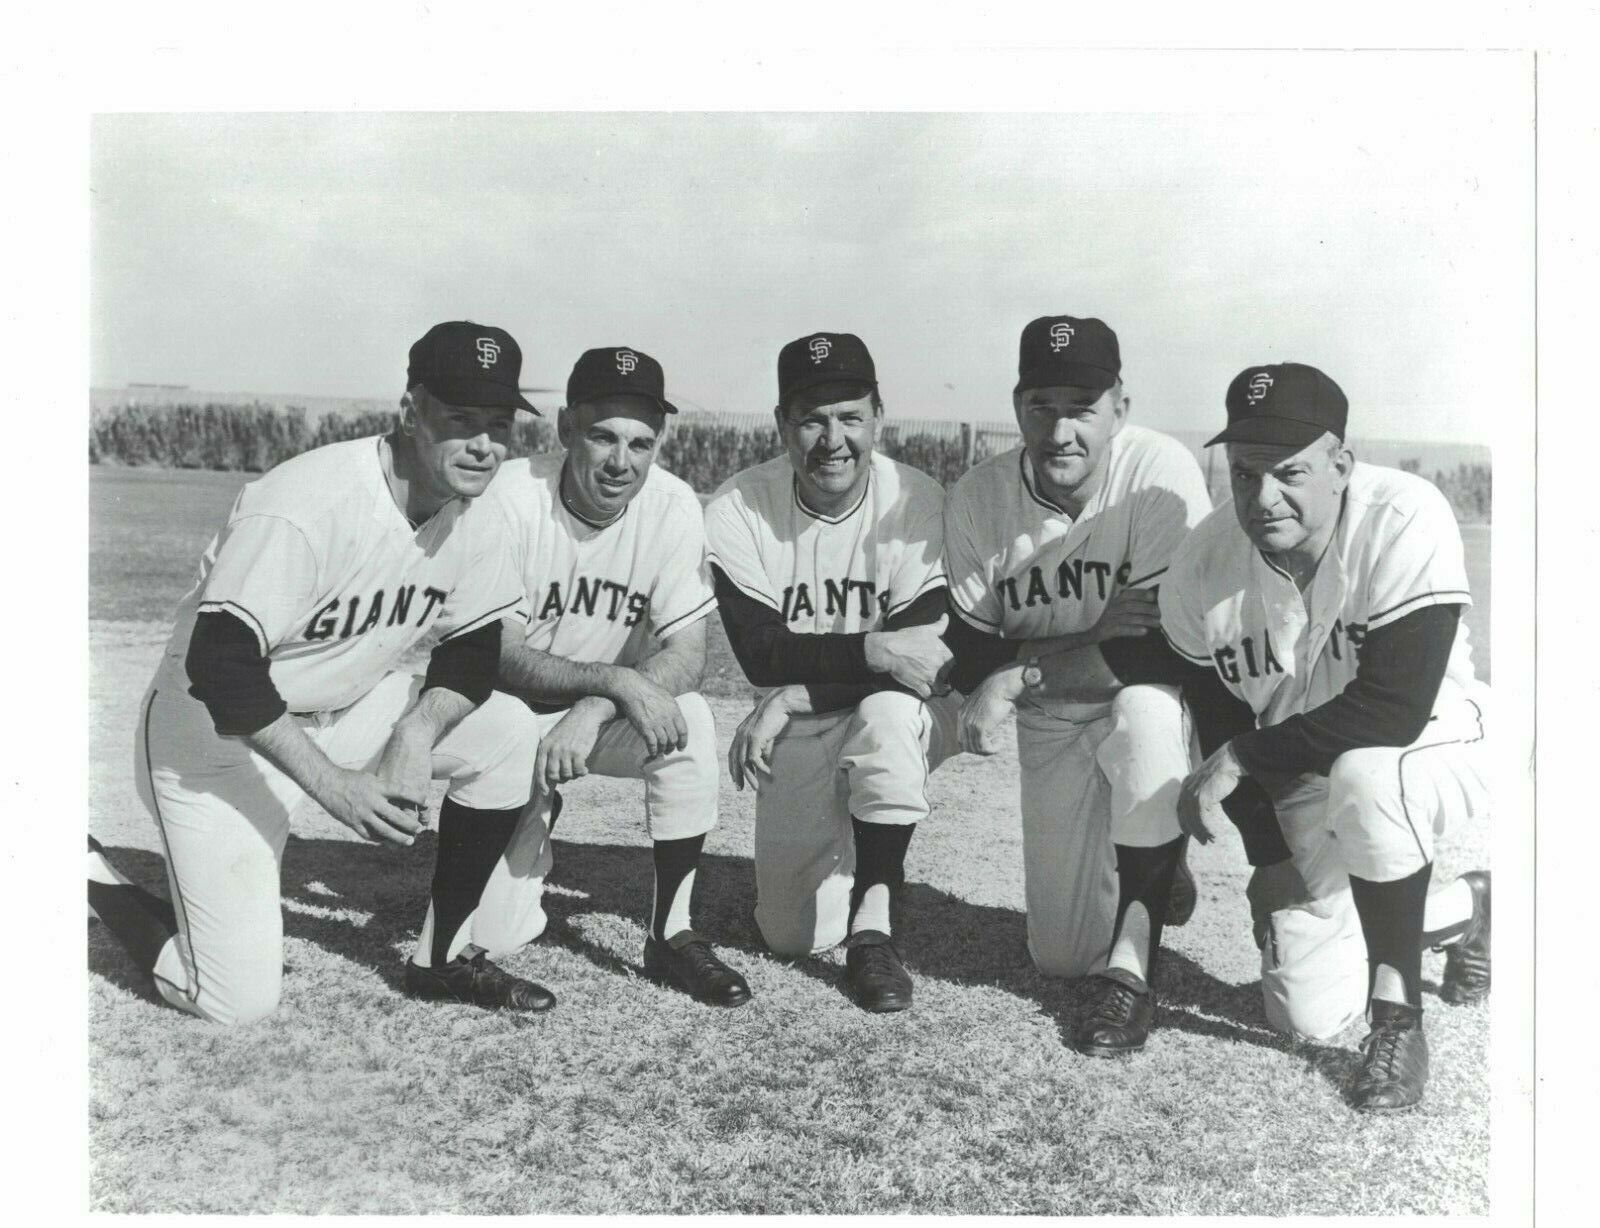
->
<box><xmin>421</xmin><ymin>377</ymin><xmax>538</xmax><ymax>415</ymax></box>
<box><xmin>780</xmin><ymin>372</ymin><xmax>878</xmax><ymax>402</ymax></box>
<box><xmin>1205</xmin><ymin>416</ymin><xmax>1336</xmax><ymax>448</ymax></box>
<box><xmin>1014</xmin><ymin>364</ymin><xmax>1118</xmax><ymax>395</ymax></box>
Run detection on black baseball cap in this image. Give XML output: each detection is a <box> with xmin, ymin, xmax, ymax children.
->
<box><xmin>1208</xmin><ymin>363</ymin><xmax>1348</xmax><ymax>448</ymax></box>
<box><xmin>565</xmin><ymin>346</ymin><xmax>678</xmax><ymax>415</ymax></box>
<box><xmin>407</xmin><ymin>321</ymin><xmax>536</xmax><ymax>413</ymax></box>
<box><xmin>1015</xmin><ymin>315</ymin><xmax>1121</xmax><ymax>394</ymax></box>
<box><xmin>777</xmin><ymin>332</ymin><xmax>877</xmax><ymax>404</ymax></box>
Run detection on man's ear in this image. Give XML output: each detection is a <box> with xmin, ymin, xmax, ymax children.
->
<box><xmin>556</xmin><ymin>405</ymin><xmax>574</xmax><ymax>449</ymax></box>
<box><xmin>1111</xmin><ymin>387</ymin><xmax>1131</xmax><ymax>434</ymax></box>
<box><xmin>772</xmin><ymin>403</ymin><xmax>786</xmax><ymax>435</ymax></box>
<box><xmin>398</xmin><ymin>389</ymin><xmax>420</xmax><ymax>436</ymax></box>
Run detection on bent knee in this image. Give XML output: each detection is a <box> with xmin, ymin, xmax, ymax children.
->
<box><xmin>440</xmin><ymin>693</ymin><xmax>540</xmax><ymax>810</ymax></box>
<box><xmin>1326</xmin><ymin>746</ymin><xmax>1404</xmax><ymax>811</ymax></box>
<box><xmin>1110</xmin><ymin>682</ymin><xmax>1183</xmax><ymax>724</ymax></box>
<box><xmin>852</xmin><ymin>688</ymin><xmax>928</xmax><ymax>733</ymax></box>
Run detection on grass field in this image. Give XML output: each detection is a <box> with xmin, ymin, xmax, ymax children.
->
<box><xmin>87</xmin><ymin>465</ymin><xmax>1492</xmax><ymax>1214</ymax></box>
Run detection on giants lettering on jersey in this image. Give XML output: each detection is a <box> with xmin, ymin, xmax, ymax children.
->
<box><xmin>536</xmin><ymin>577</ymin><xmax>650</xmax><ymax>627</ymax></box>
<box><xmin>302</xmin><ymin>584</ymin><xmax>448</xmax><ymax>642</ymax></box>
<box><xmin>780</xmin><ymin>577</ymin><xmax>891</xmax><ymax>623</ymax></box>
<box><xmin>1210</xmin><ymin>618</ymin><xmax>1368</xmax><ymax>683</ymax></box>
<box><xmin>998</xmin><ymin>559</ymin><xmax>1134</xmax><ymax>612</ymax></box>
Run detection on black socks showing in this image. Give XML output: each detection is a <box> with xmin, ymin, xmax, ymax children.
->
<box><xmin>1350</xmin><ymin>861</ymin><xmax>1433</xmax><ymax>1009</ymax></box>
<box><xmin>1111</xmin><ymin>835</ymin><xmax>1185</xmax><ymax>982</ymax></box>
<box><xmin>428</xmin><ymin>799</ymin><xmax>522</xmax><ymax>967</ymax></box>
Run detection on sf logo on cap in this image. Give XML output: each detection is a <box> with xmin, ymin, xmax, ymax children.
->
<box><xmin>1049</xmin><ymin>323</ymin><xmax>1075</xmax><ymax>352</ymax></box>
<box><xmin>808</xmin><ymin>336</ymin><xmax>832</xmax><ymax>364</ymax></box>
<box><xmin>615</xmin><ymin>349</ymin><xmax>638</xmax><ymax>376</ymax></box>
<box><xmin>1246</xmin><ymin>372</ymin><xmax>1274</xmax><ymax>404</ymax></box>
<box><xmin>476</xmin><ymin>337</ymin><xmax>501</xmax><ymax>369</ymax></box>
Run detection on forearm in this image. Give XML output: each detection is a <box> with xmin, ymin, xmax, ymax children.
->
<box><xmin>571</xmin><ymin>623</ymin><xmax>710</xmax><ymax>726</ymax></box>
<box><xmin>394</xmin><ymin>685</ymin><xmax>476</xmax><ymax>747</ymax></box>
<box><xmin>242</xmin><ymin>712</ymin><xmax>349</xmax><ymax>813</ymax></box>
<box><xmin>497</xmin><ymin>621</ymin><xmax>635</xmax><ymax>707</ymax></box>
<box><xmin>711</xmin><ymin>566</ymin><xmax>871</xmax><ymax>686</ymax></box>
<box><xmin>1231</xmin><ymin>604</ymin><xmax>1462</xmax><ymax>778</ymax></box>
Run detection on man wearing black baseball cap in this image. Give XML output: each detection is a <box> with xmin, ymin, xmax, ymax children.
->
<box><xmin>472</xmin><ymin>345</ymin><xmax>753</xmax><ymax>1008</ymax></box>
<box><xmin>704</xmin><ymin>331</ymin><xmax>959</xmax><ymax>1012</ymax></box>
<box><xmin>1159</xmin><ymin>361</ymin><xmax>1491</xmax><ymax>1112</ymax></box>
<box><xmin>90</xmin><ymin>320</ymin><xmax>562</xmax><ymax>1026</ymax></box>
<box><xmin>941</xmin><ymin>314</ymin><xmax>1215</xmax><ymax>1057</ymax></box>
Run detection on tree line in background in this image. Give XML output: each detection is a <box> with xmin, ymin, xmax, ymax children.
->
<box><xmin>87</xmin><ymin>402</ymin><xmax>987</xmax><ymax>489</ymax></box>
<box><xmin>88</xmin><ymin>401</ymin><xmax>1490</xmax><ymax>521</ymax></box>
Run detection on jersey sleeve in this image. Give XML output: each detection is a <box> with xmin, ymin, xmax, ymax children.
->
<box><xmin>648</xmin><ymin>498</ymin><xmax>716</xmax><ymax>639</ymax></box>
<box><xmin>434</xmin><ymin>504</ymin><xmax>532</xmax><ymax>642</ymax></box>
<box><xmin>1157</xmin><ymin>546</ymin><xmax>1216</xmax><ymax>668</ymax></box>
<box><xmin>1124</xmin><ymin>442</ymin><xmax>1213</xmax><ymax>589</ymax></box>
<box><xmin>885</xmin><ymin>500</ymin><xmax>948</xmax><ymax>618</ymax></box>
<box><xmin>942</xmin><ymin>489</ymin><xmax>1005</xmax><ymax>632</ymax></box>
<box><xmin>1364</xmin><ymin>486</ymin><xmax>1474</xmax><ymax>632</ymax></box>
<box><xmin>703</xmin><ymin>488</ymin><xmax>780</xmax><ymax>612</ymax></box>
<box><xmin>195</xmin><ymin>513</ymin><xmax>321</xmax><ymax>654</ymax></box>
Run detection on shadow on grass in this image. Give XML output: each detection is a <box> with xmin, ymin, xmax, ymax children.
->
<box><xmin>88</xmin><ymin>836</ymin><xmax>1356</xmax><ymax>1093</ymax></box>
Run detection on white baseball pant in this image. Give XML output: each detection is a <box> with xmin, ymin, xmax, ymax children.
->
<box><xmin>458</xmin><ymin>692</ymin><xmax>720</xmax><ymax>957</ymax></box>
<box><xmin>1016</xmin><ymin>683</ymin><xmax>1190</xmax><ymax>978</ymax></box>
<box><xmin>753</xmin><ymin>689</ymin><xmax>963</xmax><ymax>957</ymax></box>
<box><xmin>1258</xmin><ymin>689</ymin><xmax>1490</xmax><ymax>1041</ymax></box>
<box><xmin>134</xmin><ymin>663</ymin><xmax>539</xmax><ymax>1027</ymax></box>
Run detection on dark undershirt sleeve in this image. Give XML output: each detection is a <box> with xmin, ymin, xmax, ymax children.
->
<box><xmin>1099</xmin><ymin>631</ymin><xmax>1195</xmax><ymax>687</ymax></box>
<box><xmin>711</xmin><ymin>564</ymin><xmax>873</xmax><ymax>687</ymax></box>
<box><xmin>1231</xmin><ymin>603</ymin><xmax>1463</xmax><ymax>779</ymax></box>
<box><xmin>423</xmin><ymin>620</ymin><xmax>502</xmax><ymax>706</ymax></box>
<box><xmin>185</xmin><ymin>609</ymin><xmax>288</xmax><ymax>737</ymax></box>
<box><xmin>943</xmin><ymin>604</ymin><xmax>1019</xmax><ymax>696</ymax></box>
<box><xmin>800</xmin><ymin>587</ymin><xmax>952</xmax><ymax>711</ymax></box>
<box><xmin>1180</xmin><ymin>660</ymin><xmax>1293</xmax><ymax>866</ymax></box>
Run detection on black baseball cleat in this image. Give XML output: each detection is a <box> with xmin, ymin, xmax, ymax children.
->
<box><xmin>1072</xmin><ymin>967</ymin><xmax>1156</xmax><ymax>1057</ymax></box>
<box><xmin>1350</xmin><ymin>1000</ymin><xmax>1429</xmax><ymax>1113</ymax></box>
<box><xmin>404</xmin><ymin>950</ymin><xmax>556</xmax><ymax>1012</ymax></box>
<box><xmin>89</xmin><ymin>834</ymin><xmax>107</xmax><ymax>856</ymax></box>
<box><xmin>844</xmin><ymin>930</ymin><xmax>913</xmax><ymax>1013</ymax></box>
<box><xmin>643</xmin><ymin>930</ymin><xmax>752</xmax><ymax>1008</ymax></box>
<box><xmin>1167</xmin><ymin>842</ymin><xmax>1197</xmax><ymax>928</ymax></box>
<box><xmin>1438</xmin><ymin>870</ymin><xmax>1490</xmax><ymax>1005</ymax></box>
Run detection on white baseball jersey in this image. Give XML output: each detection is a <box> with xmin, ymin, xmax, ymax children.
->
<box><xmin>487</xmin><ymin>452</ymin><xmax>716</xmax><ymax>667</ymax></box>
<box><xmin>158</xmin><ymin>435</ymin><xmax>529</xmax><ymax>714</ymax></box>
<box><xmin>1159</xmin><ymin>462</ymin><xmax>1477</xmax><ymax>728</ymax></box>
<box><xmin>944</xmin><ymin>425</ymin><xmax>1213</xmax><ymax>640</ymax></box>
<box><xmin>703</xmin><ymin>451</ymin><xmax>947</xmax><ymax>632</ymax></box>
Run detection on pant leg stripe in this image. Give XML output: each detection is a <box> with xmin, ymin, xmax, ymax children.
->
<box><xmin>1394</xmin><ymin>700</ymin><xmax>1487</xmax><ymax>866</ymax></box>
<box><xmin>141</xmin><ymin>687</ymin><xmax>201</xmax><ymax>1008</ymax></box>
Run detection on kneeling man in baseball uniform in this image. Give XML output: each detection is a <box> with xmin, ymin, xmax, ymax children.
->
<box><xmin>88</xmin><ymin>322</ymin><xmax>557</xmax><ymax>1025</ymax></box>
<box><xmin>704</xmin><ymin>332</ymin><xmax>958</xmax><ymax>1012</ymax></box>
<box><xmin>467</xmin><ymin>345</ymin><xmax>751</xmax><ymax>1007</ymax></box>
<box><xmin>946</xmin><ymin>315</ymin><xmax>1213</xmax><ymax>1056</ymax></box>
<box><xmin>1161</xmin><ymin>363</ymin><xmax>1490</xmax><ymax>1112</ymax></box>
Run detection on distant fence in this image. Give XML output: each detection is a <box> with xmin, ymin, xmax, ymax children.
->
<box><xmin>87</xmin><ymin>398</ymin><xmax>1488</xmax><ymax>521</ymax></box>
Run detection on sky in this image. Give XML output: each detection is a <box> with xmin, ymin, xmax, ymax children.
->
<box><xmin>90</xmin><ymin>67</ymin><xmax>1529</xmax><ymax>444</ymax></box>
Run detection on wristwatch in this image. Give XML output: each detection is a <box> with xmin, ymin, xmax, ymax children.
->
<box><xmin>1020</xmin><ymin>656</ymin><xmax>1044</xmax><ymax>690</ymax></box>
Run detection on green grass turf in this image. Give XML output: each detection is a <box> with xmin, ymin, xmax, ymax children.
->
<box><xmin>88</xmin><ymin>466</ymin><xmax>1491</xmax><ymax>1214</ymax></box>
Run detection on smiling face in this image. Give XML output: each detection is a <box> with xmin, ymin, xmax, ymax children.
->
<box><xmin>1226</xmin><ymin>434</ymin><xmax>1353</xmax><ymax>565</ymax></box>
<box><xmin>1012</xmin><ymin>382</ymin><xmax>1128</xmax><ymax>513</ymax></box>
<box><xmin>775</xmin><ymin>380</ymin><xmax>881</xmax><ymax>515</ymax></box>
<box><xmin>400</xmin><ymin>386</ymin><xmax>516</xmax><ymax>514</ymax></box>
<box><xmin>557</xmin><ymin>394</ymin><xmax>666</xmax><ymax>524</ymax></box>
